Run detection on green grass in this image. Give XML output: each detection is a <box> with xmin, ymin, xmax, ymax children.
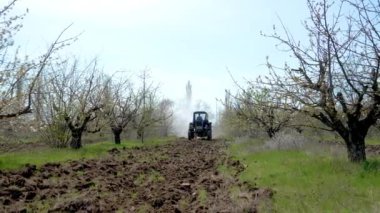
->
<box><xmin>197</xmin><ymin>188</ymin><xmax>208</xmax><ymax>206</ymax></box>
<box><xmin>366</xmin><ymin>137</ymin><xmax>380</xmax><ymax>145</ymax></box>
<box><xmin>133</xmin><ymin>170</ymin><xmax>165</xmax><ymax>186</ymax></box>
<box><xmin>229</xmin><ymin>139</ymin><xmax>380</xmax><ymax>213</ymax></box>
<box><xmin>0</xmin><ymin>137</ymin><xmax>174</xmax><ymax>170</ymax></box>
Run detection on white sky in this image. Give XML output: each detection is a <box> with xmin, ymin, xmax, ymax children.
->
<box><xmin>12</xmin><ymin>0</ymin><xmax>309</xmax><ymax>111</ymax></box>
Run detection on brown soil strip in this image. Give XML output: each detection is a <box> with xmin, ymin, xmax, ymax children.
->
<box><xmin>0</xmin><ymin>139</ymin><xmax>272</xmax><ymax>212</ymax></box>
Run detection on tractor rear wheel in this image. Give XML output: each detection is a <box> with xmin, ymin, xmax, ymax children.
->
<box><xmin>188</xmin><ymin>130</ymin><xmax>194</xmax><ymax>140</ymax></box>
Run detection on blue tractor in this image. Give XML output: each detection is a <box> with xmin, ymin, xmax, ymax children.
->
<box><xmin>188</xmin><ymin>111</ymin><xmax>212</xmax><ymax>140</ymax></box>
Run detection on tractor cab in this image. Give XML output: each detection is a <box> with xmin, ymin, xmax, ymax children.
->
<box><xmin>188</xmin><ymin>111</ymin><xmax>212</xmax><ymax>140</ymax></box>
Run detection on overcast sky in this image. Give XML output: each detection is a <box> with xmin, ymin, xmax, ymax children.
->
<box><xmin>13</xmin><ymin>0</ymin><xmax>309</xmax><ymax>110</ymax></box>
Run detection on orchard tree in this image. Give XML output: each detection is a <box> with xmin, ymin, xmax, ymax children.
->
<box><xmin>134</xmin><ymin>69</ymin><xmax>172</xmax><ymax>142</ymax></box>
<box><xmin>219</xmin><ymin>90</ymin><xmax>254</xmax><ymax>137</ymax></box>
<box><xmin>262</xmin><ymin>0</ymin><xmax>380</xmax><ymax>162</ymax></box>
<box><xmin>0</xmin><ymin>0</ymin><xmax>76</xmax><ymax>120</ymax></box>
<box><xmin>231</xmin><ymin>87</ymin><xmax>294</xmax><ymax>138</ymax></box>
<box><xmin>44</xmin><ymin>58</ymin><xmax>105</xmax><ymax>149</ymax></box>
<box><xmin>105</xmin><ymin>77</ymin><xmax>141</xmax><ymax>144</ymax></box>
<box><xmin>225</xmin><ymin>72</ymin><xmax>293</xmax><ymax>138</ymax></box>
<box><xmin>156</xmin><ymin>99</ymin><xmax>174</xmax><ymax>137</ymax></box>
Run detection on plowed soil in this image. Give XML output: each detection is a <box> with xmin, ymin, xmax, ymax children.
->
<box><xmin>0</xmin><ymin>139</ymin><xmax>271</xmax><ymax>212</ymax></box>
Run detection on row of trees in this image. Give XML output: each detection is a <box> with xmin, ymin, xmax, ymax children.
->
<box><xmin>4</xmin><ymin>0</ymin><xmax>379</xmax><ymax>162</ymax></box>
<box><xmin>0</xmin><ymin>0</ymin><xmax>173</xmax><ymax>148</ymax></box>
<box><xmin>221</xmin><ymin>0</ymin><xmax>380</xmax><ymax>163</ymax></box>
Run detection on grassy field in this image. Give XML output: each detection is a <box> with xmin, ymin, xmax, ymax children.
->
<box><xmin>0</xmin><ymin>137</ymin><xmax>174</xmax><ymax>170</ymax></box>
<box><xmin>229</xmin><ymin>138</ymin><xmax>380</xmax><ymax>213</ymax></box>
<box><xmin>366</xmin><ymin>137</ymin><xmax>380</xmax><ymax>145</ymax></box>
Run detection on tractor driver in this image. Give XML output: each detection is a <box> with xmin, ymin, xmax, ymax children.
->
<box><xmin>196</xmin><ymin>114</ymin><xmax>203</xmax><ymax>126</ymax></box>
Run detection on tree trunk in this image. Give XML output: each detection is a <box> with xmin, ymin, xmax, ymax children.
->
<box><xmin>112</xmin><ymin>127</ymin><xmax>123</xmax><ymax>144</ymax></box>
<box><xmin>70</xmin><ymin>129</ymin><xmax>83</xmax><ymax>149</ymax></box>
<box><xmin>137</xmin><ymin>128</ymin><xmax>144</xmax><ymax>143</ymax></box>
<box><xmin>162</xmin><ymin>126</ymin><xmax>168</xmax><ymax>137</ymax></box>
<box><xmin>266</xmin><ymin>128</ymin><xmax>275</xmax><ymax>138</ymax></box>
<box><xmin>345</xmin><ymin>132</ymin><xmax>366</xmax><ymax>162</ymax></box>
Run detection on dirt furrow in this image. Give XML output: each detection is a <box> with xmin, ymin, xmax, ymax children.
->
<box><xmin>0</xmin><ymin>139</ymin><xmax>271</xmax><ymax>212</ymax></box>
